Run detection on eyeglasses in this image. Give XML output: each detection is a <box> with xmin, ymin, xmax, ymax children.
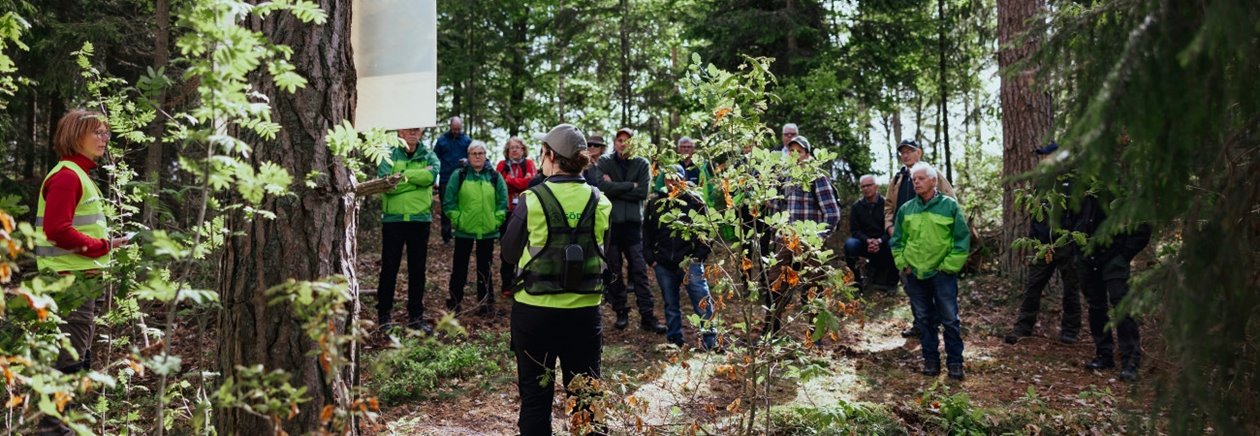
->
<box><xmin>94</xmin><ymin>129</ymin><xmax>111</xmax><ymax>138</ymax></box>
<box><xmin>860</xmin><ymin>184</ymin><xmax>876</xmax><ymax>188</ymax></box>
<box><xmin>782</xmin><ymin>132</ymin><xmax>798</xmax><ymax>137</ymax></box>
<box><xmin>469</xmin><ymin>152</ymin><xmax>487</xmax><ymax>156</ymax></box>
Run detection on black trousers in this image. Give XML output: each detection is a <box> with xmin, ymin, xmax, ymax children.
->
<box><xmin>1081</xmin><ymin>258</ymin><xmax>1141</xmax><ymax>366</ymax></box>
<box><xmin>604</xmin><ymin>222</ymin><xmax>657</xmax><ymax>320</ymax></box>
<box><xmin>512</xmin><ymin>302</ymin><xmax>602</xmax><ymax>435</ymax></box>
<box><xmin>449</xmin><ymin>237</ymin><xmax>496</xmax><ymax>310</ymax></box>
<box><xmin>1013</xmin><ymin>251</ymin><xmax>1082</xmax><ymax>336</ymax></box>
<box><xmin>377</xmin><ymin>221</ymin><xmax>430</xmax><ymax>321</ymax></box>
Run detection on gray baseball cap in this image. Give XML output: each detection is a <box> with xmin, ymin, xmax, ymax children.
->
<box><xmin>540</xmin><ymin>123</ymin><xmax>588</xmax><ymax>159</ymax></box>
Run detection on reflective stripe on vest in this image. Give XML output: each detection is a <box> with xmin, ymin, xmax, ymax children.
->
<box><xmin>35</xmin><ymin>160</ymin><xmax>111</xmax><ymax>272</ymax></box>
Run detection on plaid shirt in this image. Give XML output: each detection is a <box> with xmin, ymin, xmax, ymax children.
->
<box><xmin>772</xmin><ymin>175</ymin><xmax>842</xmax><ymax>236</ymax></box>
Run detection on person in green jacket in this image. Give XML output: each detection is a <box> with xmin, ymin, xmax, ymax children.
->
<box><xmin>891</xmin><ymin>162</ymin><xmax>971</xmax><ymax>381</ymax></box>
<box><xmin>376</xmin><ymin>127</ymin><xmax>440</xmax><ymax>334</ymax></box>
<box><xmin>444</xmin><ymin>140</ymin><xmax>509</xmax><ymax>315</ymax></box>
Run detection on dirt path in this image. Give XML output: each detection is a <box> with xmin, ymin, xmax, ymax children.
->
<box><xmin>357</xmin><ymin>221</ymin><xmax>1160</xmax><ymax>434</ymax></box>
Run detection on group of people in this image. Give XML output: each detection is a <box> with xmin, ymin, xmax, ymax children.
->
<box><xmin>1002</xmin><ymin>143</ymin><xmax>1152</xmax><ymax>382</ymax></box>
<box><xmin>31</xmin><ymin>107</ymin><xmax>1150</xmax><ymax>435</ymax></box>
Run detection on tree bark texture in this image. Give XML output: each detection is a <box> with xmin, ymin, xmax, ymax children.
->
<box><xmin>997</xmin><ymin>0</ymin><xmax>1051</xmax><ymax>281</ymax></box>
<box><xmin>142</xmin><ymin>0</ymin><xmax>171</xmax><ymax>227</ymax></box>
<box><xmin>216</xmin><ymin>0</ymin><xmax>358</xmax><ymax>433</ymax></box>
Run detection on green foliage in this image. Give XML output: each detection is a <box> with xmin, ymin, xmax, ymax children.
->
<box><xmin>1036</xmin><ymin>0</ymin><xmax>1260</xmax><ymax>431</ymax></box>
<box><xmin>370</xmin><ymin>333</ymin><xmax>509</xmax><ymax>404</ymax></box>
<box><xmin>0</xmin><ymin>10</ymin><xmax>29</xmax><ymax>108</ymax></box>
<box><xmin>770</xmin><ymin>400</ymin><xmax>903</xmax><ymax>435</ymax></box>
<box><xmin>919</xmin><ymin>383</ymin><xmax>989</xmax><ymax>435</ymax></box>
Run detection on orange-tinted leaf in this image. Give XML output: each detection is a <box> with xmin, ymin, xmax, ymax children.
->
<box><xmin>0</xmin><ymin>212</ymin><xmax>12</xmax><ymax>233</ymax></box>
<box><xmin>127</xmin><ymin>358</ymin><xmax>145</xmax><ymax>376</ymax></box>
<box><xmin>714</xmin><ymin>107</ymin><xmax>732</xmax><ymax>123</ymax></box>
<box><xmin>319</xmin><ymin>404</ymin><xmax>334</xmax><ymax>423</ymax></box>
<box><xmin>0</xmin><ymin>263</ymin><xmax>11</xmax><ymax>284</ymax></box>
<box><xmin>740</xmin><ymin>257</ymin><xmax>753</xmax><ymax>272</ymax></box>
<box><xmin>53</xmin><ymin>391</ymin><xmax>71</xmax><ymax>412</ymax></box>
<box><xmin>726</xmin><ymin>398</ymin><xmax>741</xmax><ymax>413</ymax></box>
<box><xmin>6</xmin><ymin>240</ymin><xmax>18</xmax><ymax>258</ymax></box>
<box><xmin>2</xmin><ymin>366</ymin><xmax>12</xmax><ymax>386</ymax></box>
<box><xmin>5</xmin><ymin>394</ymin><xmax>21</xmax><ymax>408</ymax></box>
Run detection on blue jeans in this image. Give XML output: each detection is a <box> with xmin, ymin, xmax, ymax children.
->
<box><xmin>904</xmin><ymin>272</ymin><xmax>964</xmax><ymax>365</ymax></box>
<box><xmin>654</xmin><ymin>263</ymin><xmax>716</xmax><ymax>349</ymax></box>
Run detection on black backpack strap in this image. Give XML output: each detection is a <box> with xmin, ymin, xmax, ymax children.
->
<box><xmin>533</xmin><ymin>184</ymin><xmax>571</xmax><ymax>237</ymax></box>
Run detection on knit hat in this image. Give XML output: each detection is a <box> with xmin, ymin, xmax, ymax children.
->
<box><xmin>540</xmin><ymin>124</ymin><xmax>588</xmax><ymax>159</ymax></box>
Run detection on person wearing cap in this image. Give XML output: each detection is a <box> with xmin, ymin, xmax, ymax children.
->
<box><xmin>891</xmin><ymin>162</ymin><xmax>971</xmax><ymax>381</ymax></box>
<box><xmin>582</xmin><ymin>134</ymin><xmax>608</xmax><ymax>188</ymax></box>
<box><xmin>1004</xmin><ymin>143</ymin><xmax>1084</xmax><ymax>345</ymax></box>
<box><xmin>644</xmin><ymin>165</ymin><xmax>718</xmax><ymax>350</ymax></box>
<box><xmin>444</xmin><ymin>141</ymin><xmax>509</xmax><ymax>316</ymax></box>
<box><xmin>596</xmin><ymin>128</ymin><xmax>666</xmax><ymax>333</ymax></box>
<box><xmin>435</xmin><ymin>116</ymin><xmax>472</xmax><ymax>244</ymax></box>
<box><xmin>885</xmin><ymin>138</ymin><xmax>956</xmax><ymax>339</ymax></box>
<box><xmin>501</xmin><ymin>124</ymin><xmax>612</xmax><ymax>435</ymax></box>
<box><xmin>375</xmin><ymin>126</ymin><xmax>440</xmax><ymax>334</ymax></box>
<box><xmin>845</xmin><ymin>175</ymin><xmax>898</xmax><ymax>292</ymax></box>
<box><xmin>763</xmin><ymin>135</ymin><xmax>842</xmax><ymax>335</ymax></box>
<box><xmin>497</xmin><ymin>136</ymin><xmax>538</xmax><ymax>298</ymax></box>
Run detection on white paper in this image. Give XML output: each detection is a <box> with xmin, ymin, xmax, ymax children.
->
<box><xmin>352</xmin><ymin>0</ymin><xmax>438</xmax><ymax>131</ymax></box>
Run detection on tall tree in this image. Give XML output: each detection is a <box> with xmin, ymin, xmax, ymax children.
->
<box><xmin>215</xmin><ymin>0</ymin><xmax>357</xmax><ymax>432</ymax></box>
<box><xmin>996</xmin><ymin>0</ymin><xmax>1050</xmax><ymax>280</ymax></box>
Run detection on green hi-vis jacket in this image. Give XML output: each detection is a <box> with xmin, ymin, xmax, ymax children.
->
<box><xmin>378</xmin><ymin>145</ymin><xmax>440</xmax><ymax>223</ymax></box>
<box><xmin>891</xmin><ymin>192</ymin><xmax>971</xmax><ymax>280</ymax></box>
<box><xmin>35</xmin><ymin>160</ymin><xmax>110</xmax><ymax>272</ymax></box>
<box><xmin>443</xmin><ymin>166</ymin><xmax>508</xmax><ymax>240</ymax></box>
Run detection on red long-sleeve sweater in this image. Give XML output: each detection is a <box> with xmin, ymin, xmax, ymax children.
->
<box><xmin>496</xmin><ymin>159</ymin><xmax>537</xmax><ymax>212</ymax></box>
<box><xmin>41</xmin><ymin>154</ymin><xmax>110</xmax><ymax>258</ymax></box>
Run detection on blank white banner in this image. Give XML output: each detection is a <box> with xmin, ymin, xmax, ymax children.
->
<box><xmin>352</xmin><ymin>0</ymin><xmax>437</xmax><ymax>131</ymax></box>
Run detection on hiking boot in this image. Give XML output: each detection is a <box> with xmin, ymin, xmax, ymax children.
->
<box><xmin>1004</xmin><ymin>330</ymin><xmax>1031</xmax><ymax>344</ymax></box>
<box><xmin>641</xmin><ymin>319</ymin><xmax>667</xmax><ymax>335</ymax></box>
<box><xmin>947</xmin><ymin>363</ymin><xmax>965</xmax><ymax>381</ymax></box>
<box><xmin>377</xmin><ymin>313</ymin><xmax>395</xmax><ymax>332</ymax></box>
<box><xmin>36</xmin><ymin>415</ymin><xmax>72</xmax><ymax>436</ymax></box>
<box><xmin>1085</xmin><ymin>356</ymin><xmax>1115</xmax><ymax>370</ymax></box>
<box><xmin>901</xmin><ymin>325</ymin><xmax>922</xmax><ymax>338</ymax></box>
<box><xmin>614</xmin><ymin>313</ymin><xmax>630</xmax><ymax>330</ymax></box>
<box><xmin>408</xmin><ymin>318</ymin><xmax>433</xmax><ymax>335</ymax></box>
<box><xmin>922</xmin><ymin>361</ymin><xmax>941</xmax><ymax>376</ymax></box>
<box><xmin>1058</xmin><ymin>332</ymin><xmax>1078</xmax><ymax>344</ymax></box>
<box><xmin>667</xmin><ymin>336</ymin><xmax>686</xmax><ymax>347</ymax></box>
<box><xmin>1119</xmin><ymin>364</ymin><xmax>1139</xmax><ymax>382</ymax></box>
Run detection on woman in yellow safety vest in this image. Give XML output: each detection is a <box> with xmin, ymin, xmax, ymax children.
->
<box><xmin>500</xmin><ymin>124</ymin><xmax>611</xmax><ymax>435</ymax></box>
<box><xmin>34</xmin><ymin>109</ymin><xmax>128</xmax><ymax>433</ymax></box>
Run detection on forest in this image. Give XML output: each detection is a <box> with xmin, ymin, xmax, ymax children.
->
<box><xmin>0</xmin><ymin>0</ymin><xmax>1257</xmax><ymax>434</ymax></box>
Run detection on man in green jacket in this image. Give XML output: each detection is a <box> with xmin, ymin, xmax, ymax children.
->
<box><xmin>377</xmin><ymin>127</ymin><xmax>441</xmax><ymax>334</ymax></box>
<box><xmin>444</xmin><ymin>141</ymin><xmax>509</xmax><ymax>315</ymax></box>
<box><xmin>891</xmin><ymin>162</ymin><xmax>971</xmax><ymax>381</ymax></box>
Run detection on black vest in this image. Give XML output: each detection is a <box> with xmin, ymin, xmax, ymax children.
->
<box><xmin>516</xmin><ymin>184</ymin><xmax>606</xmax><ymax>295</ymax></box>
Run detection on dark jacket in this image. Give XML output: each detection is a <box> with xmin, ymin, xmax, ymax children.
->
<box><xmin>1029</xmin><ymin>177</ymin><xmax>1075</xmax><ymax>243</ymax></box>
<box><xmin>434</xmin><ymin>131</ymin><xmax>471</xmax><ymax>185</ymax></box>
<box><xmin>643</xmin><ymin>189</ymin><xmax>711</xmax><ymax>270</ymax></box>
<box><xmin>850</xmin><ymin>195</ymin><xmax>888</xmax><ymax>244</ymax></box>
<box><xmin>596</xmin><ymin>152</ymin><xmax>651</xmax><ymax>224</ymax></box>
<box><xmin>1074</xmin><ymin>195</ymin><xmax>1151</xmax><ymax>276</ymax></box>
<box><xmin>582</xmin><ymin>164</ymin><xmax>603</xmax><ymax>188</ymax></box>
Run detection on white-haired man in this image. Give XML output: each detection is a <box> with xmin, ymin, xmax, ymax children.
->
<box><xmin>891</xmin><ymin>162</ymin><xmax>971</xmax><ymax>381</ymax></box>
<box><xmin>777</xmin><ymin>123</ymin><xmax>799</xmax><ymax>152</ymax></box>
<box><xmin>435</xmin><ymin>116</ymin><xmax>472</xmax><ymax>244</ymax></box>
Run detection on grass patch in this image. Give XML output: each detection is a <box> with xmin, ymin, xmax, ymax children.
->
<box><xmin>769</xmin><ymin>399</ymin><xmax>904</xmax><ymax>435</ymax></box>
<box><xmin>370</xmin><ymin>332</ymin><xmax>511</xmax><ymax>404</ymax></box>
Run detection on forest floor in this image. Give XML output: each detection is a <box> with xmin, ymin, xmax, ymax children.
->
<box><xmin>350</xmin><ymin>221</ymin><xmax>1165</xmax><ymax>435</ymax></box>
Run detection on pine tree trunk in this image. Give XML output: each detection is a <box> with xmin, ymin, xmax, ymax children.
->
<box><xmin>997</xmin><ymin>0</ymin><xmax>1051</xmax><ymax>281</ymax></box>
<box><xmin>216</xmin><ymin>0</ymin><xmax>358</xmax><ymax>433</ymax></box>
<box><xmin>141</xmin><ymin>0</ymin><xmax>170</xmax><ymax>227</ymax></box>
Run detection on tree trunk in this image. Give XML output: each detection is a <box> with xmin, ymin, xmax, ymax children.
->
<box><xmin>506</xmin><ymin>7</ymin><xmax>529</xmax><ymax>137</ymax></box>
<box><xmin>619</xmin><ymin>0</ymin><xmax>630</xmax><ymax>127</ymax></box>
<box><xmin>216</xmin><ymin>0</ymin><xmax>358</xmax><ymax>433</ymax></box>
<box><xmin>938</xmin><ymin>0</ymin><xmax>951</xmax><ymax>182</ymax></box>
<box><xmin>142</xmin><ymin>0</ymin><xmax>171</xmax><ymax>227</ymax></box>
<box><xmin>997</xmin><ymin>0</ymin><xmax>1052</xmax><ymax>281</ymax></box>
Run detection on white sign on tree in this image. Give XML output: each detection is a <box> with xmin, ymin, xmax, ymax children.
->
<box><xmin>352</xmin><ymin>0</ymin><xmax>437</xmax><ymax>131</ymax></box>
